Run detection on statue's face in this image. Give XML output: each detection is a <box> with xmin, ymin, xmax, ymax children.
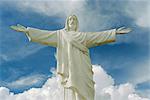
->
<box><xmin>68</xmin><ymin>15</ymin><xmax>77</xmax><ymax>31</ymax></box>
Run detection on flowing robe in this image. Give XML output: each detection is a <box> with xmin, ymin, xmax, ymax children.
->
<box><xmin>25</xmin><ymin>27</ymin><xmax>116</xmax><ymax>100</ymax></box>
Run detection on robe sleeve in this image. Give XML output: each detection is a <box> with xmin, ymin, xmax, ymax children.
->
<box><xmin>25</xmin><ymin>27</ymin><xmax>57</xmax><ymax>47</ymax></box>
<box><xmin>84</xmin><ymin>29</ymin><xmax>116</xmax><ymax>48</ymax></box>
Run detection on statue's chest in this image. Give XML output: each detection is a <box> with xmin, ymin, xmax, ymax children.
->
<box><xmin>64</xmin><ymin>32</ymin><xmax>84</xmax><ymax>42</ymax></box>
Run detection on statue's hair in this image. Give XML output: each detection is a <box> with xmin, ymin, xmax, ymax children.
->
<box><xmin>65</xmin><ymin>15</ymin><xmax>79</xmax><ymax>31</ymax></box>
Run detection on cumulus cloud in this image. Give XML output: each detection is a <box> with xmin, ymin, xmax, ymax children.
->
<box><xmin>0</xmin><ymin>65</ymin><xmax>149</xmax><ymax>100</ymax></box>
<box><xmin>128</xmin><ymin>94</ymin><xmax>149</xmax><ymax>100</ymax></box>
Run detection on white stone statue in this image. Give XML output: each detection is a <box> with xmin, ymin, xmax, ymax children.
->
<box><xmin>11</xmin><ymin>15</ymin><xmax>131</xmax><ymax>100</ymax></box>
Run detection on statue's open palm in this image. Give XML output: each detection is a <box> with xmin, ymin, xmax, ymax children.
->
<box><xmin>10</xmin><ymin>24</ymin><xmax>27</xmax><ymax>32</ymax></box>
<box><xmin>116</xmin><ymin>27</ymin><xmax>132</xmax><ymax>34</ymax></box>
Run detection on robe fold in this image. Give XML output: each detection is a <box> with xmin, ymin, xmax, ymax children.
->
<box><xmin>25</xmin><ymin>27</ymin><xmax>116</xmax><ymax>100</ymax></box>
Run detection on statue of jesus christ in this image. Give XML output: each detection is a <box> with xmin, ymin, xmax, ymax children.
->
<box><xmin>11</xmin><ymin>15</ymin><xmax>131</xmax><ymax>100</ymax></box>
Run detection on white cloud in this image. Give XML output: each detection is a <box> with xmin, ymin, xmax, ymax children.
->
<box><xmin>128</xmin><ymin>94</ymin><xmax>149</xmax><ymax>100</ymax></box>
<box><xmin>7</xmin><ymin>74</ymin><xmax>46</xmax><ymax>88</ymax></box>
<box><xmin>93</xmin><ymin>65</ymin><xmax>114</xmax><ymax>91</ymax></box>
<box><xmin>127</xmin><ymin>59</ymin><xmax>150</xmax><ymax>85</ymax></box>
<box><xmin>138</xmin><ymin>89</ymin><xmax>150</xmax><ymax>99</ymax></box>
<box><xmin>0</xmin><ymin>54</ymin><xmax>9</xmax><ymax>62</ymax></box>
<box><xmin>0</xmin><ymin>65</ymin><xmax>149</xmax><ymax>100</ymax></box>
<box><xmin>15</xmin><ymin>0</ymin><xmax>86</xmax><ymax>18</ymax></box>
<box><xmin>2</xmin><ymin>44</ymin><xmax>45</xmax><ymax>62</ymax></box>
<box><xmin>124</xmin><ymin>0</ymin><xmax>150</xmax><ymax>28</ymax></box>
<box><xmin>102</xmin><ymin>83</ymin><xmax>135</xmax><ymax>100</ymax></box>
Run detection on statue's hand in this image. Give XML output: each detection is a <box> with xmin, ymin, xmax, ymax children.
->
<box><xmin>10</xmin><ymin>24</ymin><xmax>27</xmax><ymax>33</ymax></box>
<box><xmin>116</xmin><ymin>27</ymin><xmax>132</xmax><ymax>34</ymax></box>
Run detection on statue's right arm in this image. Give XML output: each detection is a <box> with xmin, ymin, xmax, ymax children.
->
<box><xmin>10</xmin><ymin>24</ymin><xmax>57</xmax><ymax>47</ymax></box>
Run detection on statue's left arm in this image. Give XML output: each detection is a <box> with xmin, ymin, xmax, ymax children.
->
<box><xmin>84</xmin><ymin>27</ymin><xmax>131</xmax><ymax>48</ymax></box>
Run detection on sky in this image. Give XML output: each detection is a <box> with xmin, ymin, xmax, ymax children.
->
<box><xmin>0</xmin><ymin>0</ymin><xmax>150</xmax><ymax>100</ymax></box>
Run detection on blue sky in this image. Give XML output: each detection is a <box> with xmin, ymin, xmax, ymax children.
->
<box><xmin>0</xmin><ymin>0</ymin><xmax>149</xmax><ymax>98</ymax></box>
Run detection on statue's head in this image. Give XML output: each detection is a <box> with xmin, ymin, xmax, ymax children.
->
<box><xmin>65</xmin><ymin>15</ymin><xmax>79</xmax><ymax>31</ymax></box>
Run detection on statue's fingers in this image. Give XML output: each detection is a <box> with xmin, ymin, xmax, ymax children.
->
<box><xmin>118</xmin><ymin>27</ymin><xmax>125</xmax><ymax>31</ymax></box>
<box><xmin>124</xmin><ymin>29</ymin><xmax>132</xmax><ymax>33</ymax></box>
<box><xmin>10</xmin><ymin>25</ymin><xmax>24</xmax><ymax>32</ymax></box>
<box><xmin>10</xmin><ymin>25</ymin><xmax>18</xmax><ymax>30</ymax></box>
<box><xmin>10</xmin><ymin>25</ymin><xmax>14</xmax><ymax>29</ymax></box>
<box><xmin>17</xmin><ymin>24</ymin><xmax>26</xmax><ymax>29</ymax></box>
<box><xmin>17</xmin><ymin>24</ymin><xmax>23</xmax><ymax>27</ymax></box>
<box><xmin>125</xmin><ymin>28</ymin><xmax>132</xmax><ymax>33</ymax></box>
<box><xmin>127</xmin><ymin>28</ymin><xmax>132</xmax><ymax>31</ymax></box>
<box><xmin>17</xmin><ymin>24</ymin><xmax>22</xmax><ymax>27</ymax></box>
<box><xmin>10</xmin><ymin>25</ymin><xmax>16</xmax><ymax>28</ymax></box>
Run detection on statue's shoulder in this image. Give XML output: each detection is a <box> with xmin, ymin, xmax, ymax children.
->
<box><xmin>56</xmin><ymin>29</ymin><xmax>66</xmax><ymax>35</ymax></box>
<box><xmin>58</xmin><ymin>28</ymin><xmax>66</xmax><ymax>32</ymax></box>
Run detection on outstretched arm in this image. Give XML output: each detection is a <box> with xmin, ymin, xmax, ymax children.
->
<box><xmin>84</xmin><ymin>27</ymin><xmax>131</xmax><ymax>48</ymax></box>
<box><xmin>11</xmin><ymin>24</ymin><xmax>57</xmax><ymax>47</ymax></box>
